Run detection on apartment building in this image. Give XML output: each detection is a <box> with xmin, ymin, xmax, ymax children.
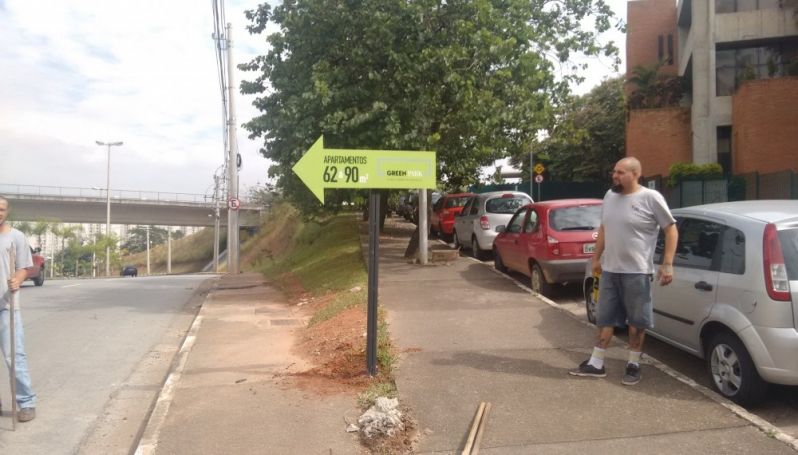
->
<box><xmin>625</xmin><ymin>0</ymin><xmax>798</xmax><ymax>178</ymax></box>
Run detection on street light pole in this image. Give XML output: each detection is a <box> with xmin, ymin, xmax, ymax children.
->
<box><xmin>96</xmin><ymin>140</ymin><xmax>123</xmax><ymax>277</ymax></box>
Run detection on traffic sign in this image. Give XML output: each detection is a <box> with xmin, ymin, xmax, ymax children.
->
<box><xmin>228</xmin><ymin>198</ymin><xmax>241</xmax><ymax>210</ymax></box>
<box><xmin>534</xmin><ymin>174</ymin><xmax>544</xmax><ymax>183</ymax></box>
<box><xmin>534</xmin><ymin>164</ymin><xmax>545</xmax><ymax>175</ymax></box>
<box><xmin>292</xmin><ymin>135</ymin><xmax>437</xmax><ymax>203</ymax></box>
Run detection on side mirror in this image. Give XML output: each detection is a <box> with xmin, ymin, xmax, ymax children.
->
<box><xmin>495</xmin><ymin>225</ymin><xmax>506</xmax><ymax>233</ymax></box>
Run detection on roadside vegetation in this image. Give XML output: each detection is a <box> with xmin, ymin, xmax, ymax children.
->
<box><xmin>122</xmin><ymin>227</ymin><xmax>222</xmax><ymax>275</ymax></box>
<box><xmin>241</xmin><ymin>201</ymin><xmax>396</xmax><ymax>386</ymax></box>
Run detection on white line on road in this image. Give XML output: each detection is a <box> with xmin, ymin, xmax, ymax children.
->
<box><xmin>61</xmin><ymin>284</ymin><xmax>82</xmax><ymax>288</ymax></box>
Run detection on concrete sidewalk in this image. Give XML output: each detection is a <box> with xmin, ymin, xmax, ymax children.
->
<box><xmin>138</xmin><ymin>273</ymin><xmax>362</xmax><ymax>455</ymax></box>
<box><xmin>378</xmin><ymin>233</ymin><xmax>796</xmax><ymax>454</ymax></box>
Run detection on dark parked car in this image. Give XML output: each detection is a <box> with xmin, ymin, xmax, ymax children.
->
<box><xmin>121</xmin><ymin>265</ymin><xmax>138</xmax><ymax>277</ymax></box>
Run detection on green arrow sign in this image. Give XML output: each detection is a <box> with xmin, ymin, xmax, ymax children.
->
<box><xmin>292</xmin><ymin>136</ymin><xmax>437</xmax><ymax>203</ymax></box>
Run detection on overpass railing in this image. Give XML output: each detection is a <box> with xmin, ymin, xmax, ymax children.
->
<box><xmin>0</xmin><ymin>183</ymin><xmax>218</xmax><ymax>205</ymax></box>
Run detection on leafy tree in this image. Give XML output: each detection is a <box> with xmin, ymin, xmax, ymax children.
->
<box><xmin>31</xmin><ymin>219</ymin><xmax>53</xmax><ymax>250</ymax></box>
<box><xmin>240</xmin><ymin>0</ymin><xmax>620</xmax><ymax>214</ymax></box>
<box><xmin>525</xmin><ymin>76</ymin><xmax>625</xmax><ymax>183</ymax></box>
<box><xmin>627</xmin><ymin>61</ymin><xmax>685</xmax><ymax>109</ymax></box>
<box><xmin>51</xmin><ymin>224</ymin><xmax>82</xmax><ymax>276</ymax></box>
<box><xmin>122</xmin><ymin>226</ymin><xmax>169</xmax><ymax>254</ymax></box>
<box><xmin>13</xmin><ymin>221</ymin><xmax>33</xmax><ymax>235</ymax></box>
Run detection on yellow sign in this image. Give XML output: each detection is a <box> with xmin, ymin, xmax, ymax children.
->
<box><xmin>534</xmin><ymin>164</ymin><xmax>545</xmax><ymax>175</ymax></box>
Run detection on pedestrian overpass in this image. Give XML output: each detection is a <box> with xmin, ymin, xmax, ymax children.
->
<box><xmin>1</xmin><ymin>184</ymin><xmax>264</xmax><ymax>227</ymax></box>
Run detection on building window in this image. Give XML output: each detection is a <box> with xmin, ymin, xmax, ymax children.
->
<box><xmin>667</xmin><ymin>34</ymin><xmax>674</xmax><ymax>65</ymax></box>
<box><xmin>715</xmin><ymin>38</ymin><xmax>798</xmax><ymax>96</ymax></box>
<box><xmin>716</xmin><ymin>0</ymin><xmax>781</xmax><ymax>12</ymax></box>
<box><xmin>717</xmin><ymin>126</ymin><xmax>732</xmax><ymax>175</ymax></box>
<box><xmin>658</xmin><ymin>35</ymin><xmax>664</xmax><ymax>62</ymax></box>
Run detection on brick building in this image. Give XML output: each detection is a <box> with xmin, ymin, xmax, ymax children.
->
<box><xmin>625</xmin><ymin>0</ymin><xmax>798</xmax><ymax>178</ymax></box>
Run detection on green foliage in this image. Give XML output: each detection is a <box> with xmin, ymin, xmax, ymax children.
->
<box><xmin>627</xmin><ymin>61</ymin><xmax>686</xmax><ymax>109</ymax></box>
<box><xmin>667</xmin><ymin>162</ymin><xmax>724</xmax><ymax>187</ymax></box>
<box><xmin>241</xmin><ymin>0</ymin><xmax>620</xmax><ymax>214</ymax></box>
<box><xmin>357</xmin><ymin>379</ymin><xmax>397</xmax><ymax>409</ymax></box>
<box><xmin>521</xmin><ymin>77</ymin><xmax>625</xmax><ymax>182</ymax></box>
<box><xmin>122</xmin><ymin>225</ymin><xmax>169</xmax><ymax>254</ymax></box>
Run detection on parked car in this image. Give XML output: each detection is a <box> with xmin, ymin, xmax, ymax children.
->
<box><xmin>430</xmin><ymin>193</ymin><xmax>475</xmax><ymax>240</ymax></box>
<box><xmin>453</xmin><ymin>191</ymin><xmax>533</xmax><ymax>260</ymax></box>
<box><xmin>493</xmin><ymin>199</ymin><xmax>602</xmax><ymax>296</ymax></box>
<box><xmin>26</xmin><ymin>247</ymin><xmax>45</xmax><ymax>286</ymax></box>
<box><xmin>121</xmin><ymin>265</ymin><xmax>138</xmax><ymax>277</ymax></box>
<box><xmin>583</xmin><ymin>200</ymin><xmax>798</xmax><ymax>405</ymax></box>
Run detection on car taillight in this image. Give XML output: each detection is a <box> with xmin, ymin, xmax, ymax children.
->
<box><xmin>480</xmin><ymin>216</ymin><xmax>490</xmax><ymax>230</ymax></box>
<box><xmin>763</xmin><ymin>223</ymin><xmax>791</xmax><ymax>302</ymax></box>
<box><xmin>548</xmin><ymin>235</ymin><xmax>559</xmax><ymax>255</ymax></box>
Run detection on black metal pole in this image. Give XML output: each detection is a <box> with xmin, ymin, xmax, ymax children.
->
<box><xmin>366</xmin><ymin>190</ymin><xmax>380</xmax><ymax>376</ymax></box>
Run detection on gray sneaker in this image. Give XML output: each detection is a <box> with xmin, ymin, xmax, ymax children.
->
<box><xmin>622</xmin><ymin>363</ymin><xmax>641</xmax><ymax>385</ymax></box>
<box><xmin>18</xmin><ymin>407</ymin><xmax>36</xmax><ymax>422</ymax></box>
<box><xmin>569</xmin><ymin>360</ymin><xmax>606</xmax><ymax>378</ymax></box>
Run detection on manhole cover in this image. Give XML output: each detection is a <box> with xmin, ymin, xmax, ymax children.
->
<box><xmin>270</xmin><ymin>319</ymin><xmax>303</xmax><ymax>327</ymax></box>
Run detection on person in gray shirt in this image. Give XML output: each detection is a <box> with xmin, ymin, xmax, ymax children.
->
<box><xmin>569</xmin><ymin>157</ymin><xmax>678</xmax><ymax>385</ymax></box>
<box><xmin>0</xmin><ymin>195</ymin><xmax>37</xmax><ymax>422</ymax></box>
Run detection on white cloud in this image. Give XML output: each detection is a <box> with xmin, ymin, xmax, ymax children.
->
<box><xmin>0</xmin><ymin>0</ymin><xmax>626</xmax><ymax>196</ymax></box>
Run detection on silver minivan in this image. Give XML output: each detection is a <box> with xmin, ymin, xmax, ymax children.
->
<box><xmin>453</xmin><ymin>191</ymin><xmax>532</xmax><ymax>259</ymax></box>
<box><xmin>583</xmin><ymin>200</ymin><xmax>798</xmax><ymax>405</ymax></box>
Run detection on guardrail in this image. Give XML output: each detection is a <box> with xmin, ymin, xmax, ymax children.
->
<box><xmin>0</xmin><ymin>183</ymin><xmax>227</xmax><ymax>204</ymax></box>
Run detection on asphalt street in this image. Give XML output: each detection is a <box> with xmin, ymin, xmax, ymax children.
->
<box><xmin>0</xmin><ymin>274</ymin><xmax>213</xmax><ymax>454</ymax></box>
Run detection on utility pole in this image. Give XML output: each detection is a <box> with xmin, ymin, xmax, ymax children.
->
<box><xmin>213</xmin><ymin>174</ymin><xmax>221</xmax><ymax>273</ymax></box>
<box><xmin>146</xmin><ymin>225</ymin><xmax>151</xmax><ymax>276</ymax></box>
<box><xmin>225</xmin><ymin>22</ymin><xmax>240</xmax><ymax>274</ymax></box>
<box><xmin>167</xmin><ymin>227</ymin><xmax>172</xmax><ymax>274</ymax></box>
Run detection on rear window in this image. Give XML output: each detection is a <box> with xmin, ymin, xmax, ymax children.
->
<box><xmin>549</xmin><ymin>205</ymin><xmax>602</xmax><ymax>231</ymax></box>
<box><xmin>486</xmin><ymin>196</ymin><xmax>530</xmax><ymax>214</ymax></box>
<box><xmin>779</xmin><ymin>228</ymin><xmax>798</xmax><ymax>280</ymax></box>
<box><xmin>445</xmin><ymin>197</ymin><xmax>470</xmax><ymax>208</ymax></box>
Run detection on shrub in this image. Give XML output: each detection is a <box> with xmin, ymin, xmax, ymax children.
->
<box><xmin>667</xmin><ymin>162</ymin><xmax>724</xmax><ymax>187</ymax></box>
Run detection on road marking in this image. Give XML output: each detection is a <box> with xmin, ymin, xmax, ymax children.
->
<box><xmin>474</xmin><ymin>256</ymin><xmax>798</xmax><ymax>452</ymax></box>
<box><xmin>133</xmin><ymin>296</ymin><xmax>206</xmax><ymax>455</ymax></box>
<box><xmin>62</xmin><ymin>284</ymin><xmax>82</xmax><ymax>288</ymax></box>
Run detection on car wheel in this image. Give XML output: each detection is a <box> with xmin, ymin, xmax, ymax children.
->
<box><xmin>494</xmin><ymin>249</ymin><xmax>508</xmax><ymax>273</ymax></box>
<box><xmin>530</xmin><ymin>263</ymin><xmax>552</xmax><ymax>296</ymax></box>
<box><xmin>706</xmin><ymin>332</ymin><xmax>767</xmax><ymax>406</ymax></box>
<box><xmin>34</xmin><ymin>268</ymin><xmax>45</xmax><ymax>286</ymax></box>
<box><xmin>472</xmin><ymin>237</ymin><xmax>486</xmax><ymax>261</ymax></box>
<box><xmin>584</xmin><ymin>278</ymin><xmax>597</xmax><ymax>324</ymax></box>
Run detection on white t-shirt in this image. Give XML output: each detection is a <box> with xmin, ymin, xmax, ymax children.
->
<box><xmin>600</xmin><ymin>187</ymin><xmax>676</xmax><ymax>274</ymax></box>
<box><xmin>1</xmin><ymin>228</ymin><xmax>34</xmax><ymax>309</ymax></box>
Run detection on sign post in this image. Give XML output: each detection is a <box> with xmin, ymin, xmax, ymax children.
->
<box><xmin>293</xmin><ymin>136</ymin><xmax>436</xmax><ymax>376</ymax></box>
<box><xmin>533</xmin><ymin>164</ymin><xmax>545</xmax><ymax>201</ymax></box>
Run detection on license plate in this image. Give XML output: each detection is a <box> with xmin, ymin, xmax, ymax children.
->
<box><xmin>583</xmin><ymin>243</ymin><xmax>596</xmax><ymax>254</ymax></box>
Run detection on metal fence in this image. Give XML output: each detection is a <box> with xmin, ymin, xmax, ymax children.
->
<box><xmin>0</xmin><ymin>183</ymin><xmax>217</xmax><ymax>204</ymax></box>
<box><xmin>468</xmin><ymin>181</ymin><xmax>607</xmax><ymax>201</ymax></box>
<box><xmin>644</xmin><ymin>170</ymin><xmax>798</xmax><ymax>208</ymax></box>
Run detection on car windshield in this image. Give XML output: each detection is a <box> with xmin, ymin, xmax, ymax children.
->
<box><xmin>486</xmin><ymin>196</ymin><xmax>530</xmax><ymax>214</ymax></box>
<box><xmin>445</xmin><ymin>197</ymin><xmax>470</xmax><ymax>208</ymax></box>
<box><xmin>779</xmin><ymin>228</ymin><xmax>798</xmax><ymax>280</ymax></box>
<box><xmin>549</xmin><ymin>205</ymin><xmax>602</xmax><ymax>231</ymax></box>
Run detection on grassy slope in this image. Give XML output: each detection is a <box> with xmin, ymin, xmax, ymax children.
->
<box><xmin>122</xmin><ymin>227</ymin><xmax>218</xmax><ymax>274</ymax></box>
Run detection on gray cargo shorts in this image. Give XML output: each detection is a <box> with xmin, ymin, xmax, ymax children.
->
<box><xmin>595</xmin><ymin>271</ymin><xmax>653</xmax><ymax>329</ymax></box>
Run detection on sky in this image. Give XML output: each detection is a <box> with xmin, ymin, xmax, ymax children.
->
<box><xmin>0</xmin><ymin>0</ymin><xmax>627</xmax><ymax>199</ymax></box>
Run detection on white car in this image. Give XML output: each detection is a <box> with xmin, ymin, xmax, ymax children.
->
<box><xmin>453</xmin><ymin>191</ymin><xmax>532</xmax><ymax>259</ymax></box>
<box><xmin>584</xmin><ymin>200</ymin><xmax>798</xmax><ymax>405</ymax></box>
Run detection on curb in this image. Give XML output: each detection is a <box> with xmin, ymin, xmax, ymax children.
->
<box><xmin>466</xmin><ymin>254</ymin><xmax>798</xmax><ymax>452</ymax></box>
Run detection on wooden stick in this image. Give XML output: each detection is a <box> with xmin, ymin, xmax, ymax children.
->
<box><xmin>8</xmin><ymin>243</ymin><xmax>18</xmax><ymax>430</ymax></box>
<box><xmin>462</xmin><ymin>402</ymin><xmax>486</xmax><ymax>455</ymax></box>
<box><xmin>471</xmin><ymin>402</ymin><xmax>491</xmax><ymax>455</ymax></box>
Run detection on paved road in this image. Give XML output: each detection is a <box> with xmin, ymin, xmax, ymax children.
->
<box><xmin>0</xmin><ymin>274</ymin><xmax>214</xmax><ymax>454</ymax></box>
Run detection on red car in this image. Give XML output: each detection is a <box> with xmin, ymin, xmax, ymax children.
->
<box><xmin>492</xmin><ymin>199</ymin><xmax>602</xmax><ymax>296</ymax></box>
<box><xmin>26</xmin><ymin>247</ymin><xmax>45</xmax><ymax>286</ymax></box>
<box><xmin>430</xmin><ymin>193</ymin><xmax>475</xmax><ymax>240</ymax></box>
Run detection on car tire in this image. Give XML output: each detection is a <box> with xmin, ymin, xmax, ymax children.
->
<box><xmin>33</xmin><ymin>268</ymin><xmax>45</xmax><ymax>287</ymax></box>
<box><xmin>705</xmin><ymin>332</ymin><xmax>767</xmax><ymax>406</ymax></box>
<box><xmin>472</xmin><ymin>237</ymin><xmax>486</xmax><ymax>261</ymax></box>
<box><xmin>530</xmin><ymin>263</ymin><xmax>552</xmax><ymax>296</ymax></box>
<box><xmin>494</xmin><ymin>249</ymin><xmax>508</xmax><ymax>273</ymax></box>
<box><xmin>584</xmin><ymin>278</ymin><xmax>597</xmax><ymax>324</ymax></box>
